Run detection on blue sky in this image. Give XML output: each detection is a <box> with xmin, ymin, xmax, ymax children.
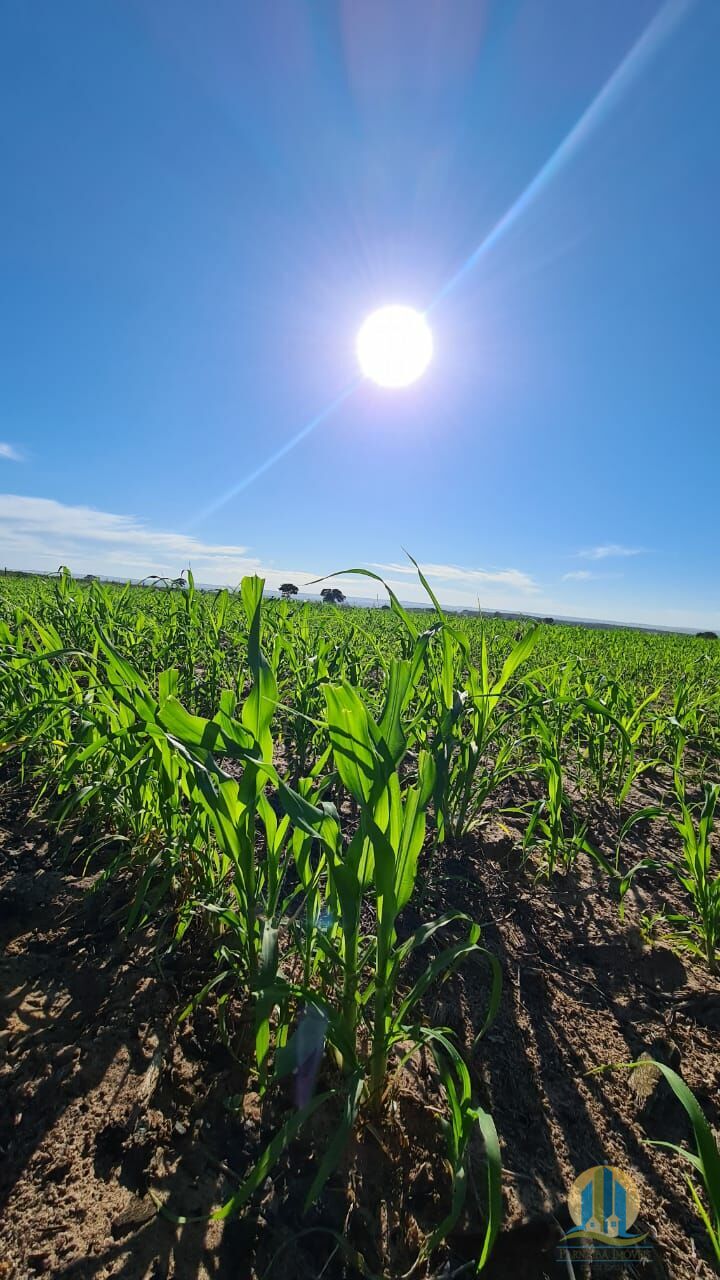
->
<box><xmin>1</xmin><ymin>0</ymin><xmax>718</xmax><ymax>628</ymax></box>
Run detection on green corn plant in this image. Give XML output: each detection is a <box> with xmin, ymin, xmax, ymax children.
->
<box><xmin>521</xmin><ymin>668</ymin><xmax>576</xmax><ymax>875</ymax></box>
<box><xmin>644</xmin><ymin>1063</ymin><xmax>720</xmax><ymax>1269</ymax></box>
<box><xmin>590</xmin><ymin>1059</ymin><xmax>720</xmax><ymax>1271</ymax></box>
<box><xmin>153</xmin><ymin>597</ymin><xmax>502</xmax><ymax>1260</ymax></box>
<box><xmin>422</xmin><ymin>1034</ymin><xmax>502</xmax><ymax>1271</ymax></box>
<box><xmin>272</xmin><ymin>606</ymin><xmax>340</xmax><ymax>783</ymax></box>
<box><xmin>152</xmin><ymin>577</ymin><xmax>331</xmax><ymax>1072</ymax></box>
<box><xmin>10</xmin><ymin>565</ymin><xmax>720</xmax><ymax>1273</ymax></box>
<box><xmin>522</xmin><ymin>667</ymin><xmax>631</xmax><ymax>876</ymax></box>
<box><xmin>444</xmin><ymin>622</ymin><xmax>540</xmax><ymax>840</ymax></box>
<box><xmin>668</xmin><ymin>765</ymin><xmax>719</xmax><ymax>973</ymax></box>
<box><xmin>315</xmin><ymin>558</ymin><xmax>540</xmax><ymax>843</ymax></box>
<box><xmin>576</xmin><ymin>669</ymin><xmax>660</xmax><ymax>803</ymax></box>
<box><xmin>397</xmin><ymin>557</ymin><xmax>541</xmax><ymax>844</ymax></box>
<box><xmin>617</xmin><ymin>774</ymin><xmax>719</xmax><ymax>972</ymax></box>
<box><xmin>308</xmin><ymin>651</ymin><xmax>502</xmax><ymax>1251</ymax></box>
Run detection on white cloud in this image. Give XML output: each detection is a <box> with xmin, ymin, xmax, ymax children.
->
<box><xmin>369</xmin><ymin>562</ymin><xmax>540</xmax><ymax>593</ymax></box>
<box><xmin>576</xmin><ymin>544</ymin><xmax>646</xmax><ymax>560</ymax></box>
<box><xmin>0</xmin><ymin>496</ymin><xmax>544</xmax><ymax>612</ymax></box>
<box><xmin>0</xmin><ymin>494</ymin><xmax>261</xmax><ymax>583</ymax></box>
<box><xmin>562</xmin><ymin>569</ymin><xmax>621</xmax><ymax>582</ymax></box>
<box><xmin>0</xmin><ymin>494</ymin><xmax>716</xmax><ymax>631</ymax></box>
<box><xmin>0</xmin><ymin>443</ymin><xmax>23</xmax><ymax>462</ymax></box>
<box><xmin>0</xmin><ymin>494</ymin><xmax>369</xmax><ymax>596</ymax></box>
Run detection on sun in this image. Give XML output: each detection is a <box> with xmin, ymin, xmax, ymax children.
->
<box><xmin>356</xmin><ymin>305</ymin><xmax>433</xmax><ymax>388</ymax></box>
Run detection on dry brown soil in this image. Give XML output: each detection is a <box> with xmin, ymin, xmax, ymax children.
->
<box><xmin>1</xmin><ymin>779</ymin><xmax>719</xmax><ymax>1280</ymax></box>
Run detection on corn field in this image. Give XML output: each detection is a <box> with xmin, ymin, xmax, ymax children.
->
<box><xmin>1</xmin><ymin>566</ymin><xmax>719</xmax><ymax>1275</ymax></box>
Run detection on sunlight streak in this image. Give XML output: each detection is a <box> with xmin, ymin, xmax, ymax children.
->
<box><xmin>430</xmin><ymin>0</ymin><xmax>695</xmax><ymax>308</ymax></box>
<box><xmin>190</xmin><ymin>380</ymin><xmax>360</xmax><ymax>526</ymax></box>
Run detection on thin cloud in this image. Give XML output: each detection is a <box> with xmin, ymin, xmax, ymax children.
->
<box><xmin>369</xmin><ymin>562</ymin><xmax>539</xmax><ymax>593</ymax></box>
<box><xmin>0</xmin><ymin>443</ymin><xmax>23</xmax><ymax>462</ymax></box>
<box><xmin>576</xmin><ymin>544</ymin><xmax>646</xmax><ymax>561</ymax></box>
<box><xmin>0</xmin><ymin>496</ymin><xmax>544</xmax><ymax>610</ymax></box>
<box><xmin>0</xmin><ymin>493</ymin><xmax>716</xmax><ymax>630</ymax></box>
<box><xmin>562</xmin><ymin>569</ymin><xmax>622</xmax><ymax>582</ymax></box>
<box><xmin>0</xmin><ymin>494</ymin><xmax>364</xmax><ymax>594</ymax></box>
<box><xmin>0</xmin><ymin>494</ymin><xmax>250</xmax><ymax>558</ymax></box>
<box><xmin>0</xmin><ymin>494</ymin><xmax>257</xmax><ymax>582</ymax></box>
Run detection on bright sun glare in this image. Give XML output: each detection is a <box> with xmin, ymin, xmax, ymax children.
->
<box><xmin>356</xmin><ymin>305</ymin><xmax>433</xmax><ymax>388</ymax></box>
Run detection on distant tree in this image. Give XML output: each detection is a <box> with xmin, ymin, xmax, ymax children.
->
<box><xmin>543</xmin><ymin>617</ymin><xmax>555</xmax><ymax>625</ymax></box>
<box><xmin>321</xmin><ymin>587</ymin><xmax>346</xmax><ymax>605</ymax></box>
<box><xmin>280</xmin><ymin>582</ymin><xmax>299</xmax><ymax>600</ymax></box>
<box><xmin>696</xmin><ymin>630</ymin><xmax>718</xmax><ymax>640</ymax></box>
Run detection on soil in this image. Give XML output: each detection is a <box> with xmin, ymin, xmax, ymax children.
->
<box><xmin>1</xmin><ymin>777</ymin><xmax>719</xmax><ymax>1280</ymax></box>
